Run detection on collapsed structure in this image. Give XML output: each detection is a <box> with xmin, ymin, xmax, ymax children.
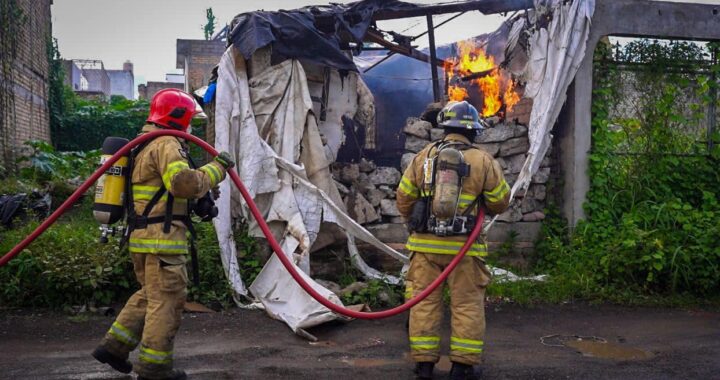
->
<box><xmin>202</xmin><ymin>0</ymin><xmax>594</xmax><ymax>336</ymax></box>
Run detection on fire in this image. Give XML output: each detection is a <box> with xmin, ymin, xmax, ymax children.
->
<box><xmin>446</xmin><ymin>40</ymin><xmax>520</xmax><ymax>117</ymax></box>
<box><xmin>448</xmin><ymin>86</ymin><xmax>469</xmax><ymax>102</ymax></box>
<box><xmin>504</xmin><ymin>79</ymin><xmax>520</xmax><ymax>113</ymax></box>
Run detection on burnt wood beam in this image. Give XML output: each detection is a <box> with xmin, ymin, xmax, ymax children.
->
<box><xmin>373</xmin><ymin>0</ymin><xmax>534</xmax><ymax>20</ymax></box>
<box><xmin>427</xmin><ymin>15</ymin><xmax>441</xmax><ymax>102</ymax></box>
<box><xmin>364</xmin><ymin>28</ymin><xmax>448</xmax><ymax>68</ymax></box>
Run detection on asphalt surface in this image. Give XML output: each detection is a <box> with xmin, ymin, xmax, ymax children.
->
<box><xmin>0</xmin><ymin>303</ymin><xmax>718</xmax><ymax>379</ymax></box>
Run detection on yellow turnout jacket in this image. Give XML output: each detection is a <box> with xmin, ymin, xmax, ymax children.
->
<box><xmin>128</xmin><ymin>124</ymin><xmax>226</xmax><ymax>255</ymax></box>
<box><xmin>396</xmin><ymin>133</ymin><xmax>510</xmax><ymax>256</ymax></box>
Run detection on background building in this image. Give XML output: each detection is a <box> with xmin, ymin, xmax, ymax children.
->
<box><xmin>62</xmin><ymin>59</ymin><xmax>134</xmax><ymax>100</ymax></box>
<box><xmin>176</xmin><ymin>39</ymin><xmax>225</xmax><ymax>92</ymax></box>
<box><xmin>106</xmin><ymin>61</ymin><xmax>135</xmax><ymax>100</ymax></box>
<box><xmin>137</xmin><ymin>73</ymin><xmax>184</xmax><ymax>100</ymax></box>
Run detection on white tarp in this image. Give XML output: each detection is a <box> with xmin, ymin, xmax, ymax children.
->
<box><xmin>212</xmin><ymin>0</ymin><xmax>594</xmax><ymax>334</ymax></box>
<box><xmin>214</xmin><ymin>48</ymin><xmax>407</xmax><ymax>334</ymax></box>
<box><xmin>489</xmin><ymin>0</ymin><xmax>595</xmax><ymax>229</ymax></box>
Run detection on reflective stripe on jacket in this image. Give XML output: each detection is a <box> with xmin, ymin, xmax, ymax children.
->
<box><xmin>396</xmin><ymin>133</ymin><xmax>510</xmax><ymax>256</ymax></box>
<box><xmin>129</xmin><ymin>124</ymin><xmax>226</xmax><ymax>254</ymax></box>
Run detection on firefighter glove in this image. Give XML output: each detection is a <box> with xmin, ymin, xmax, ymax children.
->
<box><xmin>214</xmin><ymin>151</ymin><xmax>235</xmax><ymax>169</ymax></box>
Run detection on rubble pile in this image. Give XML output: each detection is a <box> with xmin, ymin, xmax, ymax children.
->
<box><xmin>328</xmin><ymin>98</ymin><xmax>552</xmax><ymax>268</ymax></box>
<box><xmin>330</xmin><ymin>159</ymin><xmax>409</xmax><ymax>245</ymax></box>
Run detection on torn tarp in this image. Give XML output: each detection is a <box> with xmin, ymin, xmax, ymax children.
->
<box><xmin>490</xmin><ymin>0</ymin><xmax>595</xmax><ymax>229</ymax></box>
<box><xmin>228</xmin><ymin>0</ymin><xmax>418</xmax><ymax>72</ymax></box>
<box><xmin>213</xmin><ymin>47</ymin><xmax>407</xmax><ymax>335</ymax></box>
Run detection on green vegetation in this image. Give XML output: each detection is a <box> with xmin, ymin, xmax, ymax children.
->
<box><xmin>336</xmin><ymin>257</ymin><xmax>404</xmax><ymax>309</ymax></box>
<box><xmin>54</xmin><ymin>96</ymin><xmax>150</xmax><ymax>152</ymax></box>
<box><xmin>0</xmin><ymin>199</ymin><xmax>135</xmax><ymax>308</ymax></box>
<box><xmin>0</xmin><ymin>138</ymin><xmax>234</xmax><ymax>309</ymax></box>
<box><xmin>202</xmin><ymin>7</ymin><xmax>217</xmax><ymax>40</ymax></box>
<box><xmin>531</xmin><ymin>39</ymin><xmax>720</xmax><ymax>305</ymax></box>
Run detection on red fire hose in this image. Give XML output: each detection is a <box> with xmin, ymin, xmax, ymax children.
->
<box><xmin>0</xmin><ymin>129</ymin><xmax>484</xmax><ymax>320</ymax></box>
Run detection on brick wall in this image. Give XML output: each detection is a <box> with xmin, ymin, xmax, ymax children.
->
<box><xmin>176</xmin><ymin>39</ymin><xmax>225</xmax><ymax>92</ymax></box>
<box><xmin>138</xmin><ymin>81</ymin><xmax>184</xmax><ymax>100</ymax></box>
<box><xmin>1</xmin><ymin>0</ymin><xmax>52</xmax><ymax>167</ymax></box>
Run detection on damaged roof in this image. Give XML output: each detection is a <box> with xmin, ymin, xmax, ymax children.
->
<box><xmin>229</xmin><ymin>0</ymin><xmax>418</xmax><ymax>72</ymax></box>
<box><xmin>227</xmin><ymin>0</ymin><xmax>533</xmax><ymax>72</ymax></box>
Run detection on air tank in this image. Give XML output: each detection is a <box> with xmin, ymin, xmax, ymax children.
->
<box><xmin>432</xmin><ymin>147</ymin><xmax>464</xmax><ymax>220</ymax></box>
<box><xmin>93</xmin><ymin>137</ymin><xmax>129</xmax><ymax>225</ymax></box>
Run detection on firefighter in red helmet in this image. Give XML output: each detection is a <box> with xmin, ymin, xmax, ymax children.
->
<box><xmin>92</xmin><ymin>89</ymin><xmax>234</xmax><ymax>380</ymax></box>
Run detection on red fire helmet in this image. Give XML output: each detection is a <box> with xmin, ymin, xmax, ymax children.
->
<box><xmin>146</xmin><ymin>88</ymin><xmax>198</xmax><ymax>131</ymax></box>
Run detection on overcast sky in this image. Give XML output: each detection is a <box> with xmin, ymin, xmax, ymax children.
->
<box><xmin>52</xmin><ymin>0</ymin><xmax>719</xmax><ymax>96</ymax></box>
<box><xmin>52</xmin><ymin>0</ymin><xmax>507</xmax><ymax>92</ymax></box>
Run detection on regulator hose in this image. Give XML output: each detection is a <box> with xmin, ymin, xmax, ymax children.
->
<box><xmin>0</xmin><ymin>129</ymin><xmax>485</xmax><ymax>320</ymax></box>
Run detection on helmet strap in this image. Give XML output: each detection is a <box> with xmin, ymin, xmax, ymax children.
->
<box><xmin>167</xmin><ymin>120</ymin><xmax>185</xmax><ymax>130</ymax></box>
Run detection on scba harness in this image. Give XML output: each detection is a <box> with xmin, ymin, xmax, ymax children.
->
<box><xmin>123</xmin><ymin>140</ymin><xmax>215</xmax><ymax>241</ymax></box>
<box><xmin>92</xmin><ymin>135</ymin><xmax>217</xmax><ymax>286</ymax></box>
<box><xmin>409</xmin><ymin>140</ymin><xmax>483</xmax><ymax>237</ymax></box>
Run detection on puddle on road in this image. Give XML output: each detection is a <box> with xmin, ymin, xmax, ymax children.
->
<box><xmin>543</xmin><ymin>335</ymin><xmax>654</xmax><ymax>361</ymax></box>
<box><xmin>564</xmin><ymin>340</ymin><xmax>654</xmax><ymax>360</ymax></box>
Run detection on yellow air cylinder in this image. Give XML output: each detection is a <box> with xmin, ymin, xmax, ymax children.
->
<box><xmin>432</xmin><ymin>147</ymin><xmax>464</xmax><ymax>220</ymax></box>
<box><xmin>94</xmin><ymin>137</ymin><xmax>129</xmax><ymax>225</ymax></box>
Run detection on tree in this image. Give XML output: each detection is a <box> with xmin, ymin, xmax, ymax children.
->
<box><xmin>202</xmin><ymin>7</ymin><xmax>216</xmax><ymax>40</ymax></box>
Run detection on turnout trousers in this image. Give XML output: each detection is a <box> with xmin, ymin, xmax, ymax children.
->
<box><xmin>406</xmin><ymin>252</ymin><xmax>491</xmax><ymax>365</ymax></box>
<box><xmin>99</xmin><ymin>253</ymin><xmax>188</xmax><ymax>378</ymax></box>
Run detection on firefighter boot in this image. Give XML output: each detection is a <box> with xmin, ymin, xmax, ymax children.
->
<box><xmin>415</xmin><ymin>362</ymin><xmax>435</xmax><ymax>379</ymax></box>
<box><xmin>449</xmin><ymin>362</ymin><xmax>480</xmax><ymax>380</ymax></box>
<box><xmin>91</xmin><ymin>346</ymin><xmax>132</xmax><ymax>374</ymax></box>
<box><xmin>138</xmin><ymin>369</ymin><xmax>187</xmax><ymax>380</ymax></box>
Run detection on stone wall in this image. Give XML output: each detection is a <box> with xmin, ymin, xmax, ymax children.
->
<box><xmin>0</xmin><ymin>0</ymin><xmax>52</xmax><ymax>167</ymax></box>
<box><xmin>328</xmin><ymin>96</ymin><xmax>554</xmax><ymax>269</ymax></box>
<box><xmin>330</xmin><ymin>159</ymin><xmax>409</xmax><ymax>270</ymax></box>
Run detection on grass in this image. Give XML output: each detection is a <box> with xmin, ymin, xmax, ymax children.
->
<box><xmin>487</xmin><ymin>276</ymin><xmax>720</xmax><ymax>310</ymax></box>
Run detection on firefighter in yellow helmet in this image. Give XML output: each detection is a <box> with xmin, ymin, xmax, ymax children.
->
<box><xmin>91</xmin><ymin>89</ymin><xmax>235</xmax><ymax>380</ymax></box>
<box><xmin>397</xmin><ymin>101</ymin><xmax>510</xmax><ymax>380</ymax></box>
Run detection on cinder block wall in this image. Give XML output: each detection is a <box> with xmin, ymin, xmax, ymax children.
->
<box><xmin>1</xmin><ymin>0</ymin><xmax>52</xmax><ymax>167</ymax></box>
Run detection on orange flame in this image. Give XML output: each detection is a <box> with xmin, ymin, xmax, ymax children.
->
<box><xmin>504</xmin><ymin>79</ymin><xmax>520</xmax><ymax>113</ymax></box>
<box><xmin>448</xmin><ymin>86</ymin><xmax>469</xmax><ymax>102</ymax></box>
<box><xmin>446</xmin><ymin>40</ymin><xmax>520</xmax><ymax>118</ymax></box>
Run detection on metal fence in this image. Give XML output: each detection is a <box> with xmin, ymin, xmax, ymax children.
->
<box><xmin>596</xmin><ymin>47</ymin><xmax>718</xmax><ymax>156</ymax></box>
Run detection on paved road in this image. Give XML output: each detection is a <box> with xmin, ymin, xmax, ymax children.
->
<box><xmin>0</xmin><ymin>303</ymin><xmax>718</xmax><ymax>379</ymax></box>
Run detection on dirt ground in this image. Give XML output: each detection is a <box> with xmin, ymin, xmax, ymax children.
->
<box><xmin>0</xmin><ymin>303</ymin><xmax>718</xmax><ymax>380</ymax></box>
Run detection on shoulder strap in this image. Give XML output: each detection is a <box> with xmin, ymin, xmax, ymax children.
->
<box><xmin>120</xmin><ymin>139</ymin><xmax>150</xmax><ymax>249</ymax></box>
